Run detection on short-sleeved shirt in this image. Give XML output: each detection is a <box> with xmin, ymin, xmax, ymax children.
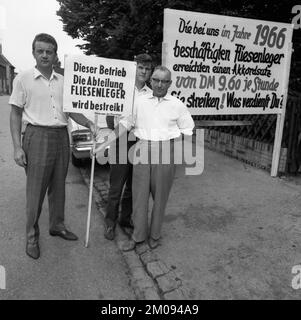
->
<box><xmin>120</xmin><ymin>93</ymin><xmax>195</xmax><ymax>141</ymax></box>
<box><xmin>9</xmin><ymin>68</ymin><xmax>68</xmax><ymax>127</ymax></box>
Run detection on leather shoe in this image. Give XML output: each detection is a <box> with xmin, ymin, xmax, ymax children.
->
<box><xmin>26</xmin><ymin>243</ymin><xmax>40</xmax><ymax>259</ymax></box>
<box><xmin>149</xmin><ymin>238</ymin><xmax>160</xmax><ymax>249</ymax></box>
<box><xmin>104</xmin><ymin>225</ymin><xmax>115</xmax><ymax>240</ymax></box>
<box><xmin>121</xmin><ymin>239</ymin><xmax>137</xmax><ymax>252</ymax></box>
<box><xmin>119</xmin><ymin>220</ymin><xmax>134</xmax><ymax>229</ymax></box>
<box><xmin>119</xmin><ymin>223</ymin><xmax>133</xmax><ymax>237</ymax></box>
<box><xmin>49</xmin><ymin>229</ymin><xmax>78</xmax><ymax>241</ymax></box>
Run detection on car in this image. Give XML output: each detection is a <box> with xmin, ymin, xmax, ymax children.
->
<box><xmin>68</xmin><ymin>115</ymin><xmax>111</xmax><ymax>167</ymax></box>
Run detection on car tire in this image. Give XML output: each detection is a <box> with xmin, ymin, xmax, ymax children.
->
<box><xmin>71</xmin><ymin>153</ymin><xmax>83</xmax><ymax>167</ymax></box>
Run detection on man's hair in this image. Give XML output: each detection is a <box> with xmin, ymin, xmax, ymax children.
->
<box><xmin>32</xmin><ymin>33</ymin><xmax>58</xmax><ymax>53</ymax></box>
<box><xmin>152</xmin><ymin>65</ymin><xmax>171</xmax><ymax>79</ymax></box>
<box><xmin>134</xmin><ymin>53</ymin><xmax>153</xmax><ymax>65</ymax></box>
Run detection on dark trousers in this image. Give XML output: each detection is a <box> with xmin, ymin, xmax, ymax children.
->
<box><xmin>105</xmin><ymin>136</ymin><xmax>135</xmax><ymax>228</ymax></box>
<box><xmin>22</xmin><ymin>125</ymin><xmax>70</xmax><ymax>244</ymax></box>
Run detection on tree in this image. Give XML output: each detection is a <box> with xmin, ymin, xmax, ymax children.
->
<box><xmin>57</xmin><ymin>0</ymin><xmax>300</xmax><ymax>84</ymax></box>
<box><xmin>56</xmin><ymin>0</ymin><xmax>222</xmax><ymax>63</ymax></box>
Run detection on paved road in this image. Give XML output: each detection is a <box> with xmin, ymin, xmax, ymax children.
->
<box><xmin>0</xmin><ymin>96</ymin><xmax>135</xmax><ymax>300</ymax></box>
<box><xmin>82</xmin><ymin>120</ymin><xmax>301</xmax><ymax>300</ymax></box>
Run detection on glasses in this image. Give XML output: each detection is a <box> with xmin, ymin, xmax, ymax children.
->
<box><xmin>151</xmin><ymin>78</ymin><xmax>171</xmax><ymax>85</ymax></box>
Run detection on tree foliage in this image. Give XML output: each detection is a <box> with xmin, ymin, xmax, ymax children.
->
<box><xmin>57</xmin><ymin>0</ymin><xmax>222</xmax><ymax>63</ymax></box>
<box><xmin>57</xmin><ymin>0</ymin><xmax>300</xmax><ymax>81</ymax></box>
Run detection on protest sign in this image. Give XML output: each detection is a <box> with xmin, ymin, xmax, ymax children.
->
<box><xmin>63</xmin><ymin>55</ymin><xmax>136</xmax><ymax>118</ymax></box>
<box><xmin>163</xmin><ymin>9</ymin><xmax>294</xmax><ymax>116</ymax></box>
<box><xmin>63</xmin><ymin>55</ymin><xmax>136</xmax><ymax>247</ymax></box>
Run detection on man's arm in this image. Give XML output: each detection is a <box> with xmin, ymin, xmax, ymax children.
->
<box><xmin>94</xmin><ymin>111</ymin><xmax>134</xmax><ymax>154</ymax></box>
<box><xmin>94</xmin><ymin>122</ymin><xmax>128</xmax><ymax>154</ymax></box>
<box><xmin>177</xmin><ymin>103</ymin><xmax>195</xmax><ymax>136</ymax></box>
<box><xmin>10</xmin><ymin>105</ymin><xmax>26</xmax><ymax>168</ymax></box>
<box><xmin>69</xmin><ymin>113</ymin><xmax>95</xmax><ymax>131</ymax></box>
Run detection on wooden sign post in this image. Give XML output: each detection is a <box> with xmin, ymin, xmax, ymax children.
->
<box><xmin>271</xmin><ymin>43</ymin><xmax>293</xmax><ymax>177</ymax></box>
<box><xmin>85</xmin><ymin>113</ymin><xmax>98</xmax><ymax>248</ymax></box>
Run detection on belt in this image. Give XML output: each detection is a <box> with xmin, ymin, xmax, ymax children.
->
<box><xmin>27</xmin><ymin>124</ymin><xmax>67</xmax><ymax>129</ymax></box>
<box><xmin>137</xmin><ymin>138</ymin><xmax>175</xmax><ymax>142</ymax></box>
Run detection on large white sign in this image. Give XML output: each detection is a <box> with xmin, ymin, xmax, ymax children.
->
<box><xmin>63</xmin><ymin>55</ymin><xmax>136</xmax><ymax>118</ymax></box>
<box><xmin>163</xmin><ymin>9</ymin><xmax>294</xmax><ymax>115</ymax></box>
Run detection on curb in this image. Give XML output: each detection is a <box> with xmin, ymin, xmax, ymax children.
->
<box><xmin>80</xmin><ymin>166</ymin><xmax>192</xmax><ymax>300</ymax></box>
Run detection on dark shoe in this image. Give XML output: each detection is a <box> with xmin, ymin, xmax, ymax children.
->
<box><xmin>119</xmin><ymin>220</ymin><xmax>134</xmax><ymax>229</ymax></box>
<box><xmin>149</xmin><ymin>238</ymin><xmax>160</xmax><ymax>249</ymax></box>
<box><xmin>119</xmin><ymin>222</ymin><xmax>134</xmax><ymax>237</ymax></box>
<box><xmin>121</xmin><ymin>239</ymin><xmax>136</xmax><ymax>252</ymax></box>
<box><xmin>104</xmin><ymin>225</ymin><xmax>115</xmax><ymax>241</ymax></box>
<box><xmin>49</xmin><ymin>229</ymin><xmax>78</xmax><ymax>241</ymax></box>
<box><xmin>26</xmin><ymin>243</ymin><xmax>40</xmax><ymax>259</ymax></box>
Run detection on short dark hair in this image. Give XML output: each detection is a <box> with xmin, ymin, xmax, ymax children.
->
<box><xmin>32</xmin><ymin>33</ymin><xmax>58</xmax><ymax>53</ymax></box>
<box><xmin>134</xmin><ymin>53</ymin><xmax>153</xmax><ymax>65</ymax></box>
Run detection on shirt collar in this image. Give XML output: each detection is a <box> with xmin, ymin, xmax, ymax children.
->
<box><xmin>34</xmin><ymin>67</ymin><xmax>58</xmax><ymax>81</ymax></box>
<box><xmin>135</xmin><ymin>84</ymin><xmax>151</xmax><ymax>93</ymax></box>
<box><xmin>150</xmin><ymin>93</ymin><xmax>173</xmax><ymax>101</ymax></box>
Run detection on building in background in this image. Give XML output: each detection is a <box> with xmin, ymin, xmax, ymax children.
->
<box><xmin>0</xmin><ymin>43</ymin><xmax>15</xmax><ymax>95</ymax></box>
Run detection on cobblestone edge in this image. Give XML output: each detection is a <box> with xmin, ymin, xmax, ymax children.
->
<box><xmin>80</xmin><ymin>167</ymin><xmax>192</xmax><ymax>300</ymax></box>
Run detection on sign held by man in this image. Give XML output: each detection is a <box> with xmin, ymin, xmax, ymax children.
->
<box><xmin>63</xmin><ymin>55</ymin><xmax>136</xmax><ymax>118</ymax></box>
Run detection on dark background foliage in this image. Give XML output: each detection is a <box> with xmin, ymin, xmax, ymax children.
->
<box><xmin>57</xmin><ymin>0</ymin><xmax>300</xmax><ymax>85</ymax></box>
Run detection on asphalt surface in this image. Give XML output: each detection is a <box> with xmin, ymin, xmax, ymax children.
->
<box><xmin>83</xmin><ymin>128</ymin><xmax>301</xmax><ymax>300</ymax></box>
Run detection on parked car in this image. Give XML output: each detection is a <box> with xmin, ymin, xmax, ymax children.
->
<box><xmin>68</xmin><ymin>115</ymin><xmax>111</xmax><ymax>167</ymax></box>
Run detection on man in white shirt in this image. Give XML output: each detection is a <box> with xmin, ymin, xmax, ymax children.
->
<box><xmin>96</xmin><ymin>66</ymin><xmax>194</xmax><ymax>251</ymax></box>
<box><xmin>103</xmin><ymin>54</ymin><xmax>153</xmax><ymax>240</ymax></box>
<box><xmin>9</xmin><ymin>33</ymin><xmax>98</xmax><ymax>259</ymax></box>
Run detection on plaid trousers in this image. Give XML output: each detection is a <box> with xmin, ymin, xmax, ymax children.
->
<box><xmin>22</xmin><ymin>124</ymin><xmax>70</xmax><ymax>244</ymax></box>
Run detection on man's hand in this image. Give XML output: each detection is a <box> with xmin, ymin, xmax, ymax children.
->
<box><xmin>96</xmin><ymin>128</ymin><xmax>113</xmax><ymax>144</ymax></box>
<box><xmin>14</xmin><ymin>147</ymin><xmax>27</xmax><ymax>168</ymax></box>
<box><xmin>86</xmin><ymin>120</ymin><xmax>101</xmax><ymax>139</ymax></box>
<box><xmin>69</xmin><ymin>113</ymin><xmax>102</xmax><ymax>139</ymax></box>
<box><xmin>89</xmin><ymin>127</ymin><xmax>113</xmax><ymax>159</ymax></box>
<box><xmin>90</xmin><ymin>141</ymin><xmax>109</xmax><ymax>160</ymax></box>
<box><xmin>90</xmin><ymin>131</ymin><xmax>112</xmax><ymax>158</ymax></box>
<box><xmin>95</xmin><ymin>141</ymin><xmax>109</xmax><ymax>153</ymax></box>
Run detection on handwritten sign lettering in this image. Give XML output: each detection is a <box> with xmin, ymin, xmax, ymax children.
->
<box><xmin>63</xmin><ymin>55</ymin><xmax>136</xmax><ymax>118</ymax></box>
<box><xmin>163</xmin><ymin>9</ymin><xmax>293</xmax><ymax>115</ymax></box>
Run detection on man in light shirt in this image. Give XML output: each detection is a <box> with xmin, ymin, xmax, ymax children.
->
<box><xmin>9</xmin><ymin>33</ymin><xmax>99</xmax><ymax>259</ymax></box>
<box><xmin>96</xmin><ymin>66</ymin><xmax>194</xmax><ymax>251</ymax></box>
<box><xmin>103</xmin><ymin>54</ymin><xmax>153</xmax><ymax>240</ymax></box>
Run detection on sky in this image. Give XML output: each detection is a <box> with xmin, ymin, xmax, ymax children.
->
<box><xmin>0</xmin><ymin>0</ymin><xmax>85</xmax><ymax>72</ymax></box>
